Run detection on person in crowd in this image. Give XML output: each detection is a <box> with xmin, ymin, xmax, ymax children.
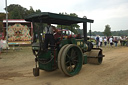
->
<box><xmin>109</xmin><ymin>36</ymin><xmax>113</xmax><ymax>47</ymax></box>
<box><xmin>113</xmin><ymin>37</ymin><xmax>118</xmax><ymax>47</ymax></box>
<box><xmin>120</xmin><ymin>36</ymin><xmax>123</xmax><ymax>46</ymax></box>
<box><xmin>99</xmin><ymin>36</ymin><xmax>103</xmax><ymax>47</ymax></box>
<box><xmin>107</xmin><ymin>36</ymin><xmax>110</xmax><ymax>44</ymax></box>
<box><xmin>122</xmin><ymin>36</ymin><xmax>127</xmax><ymax>46</ymax></box>
<box><xmin>95</xmin><ymin>35</ymin><xmax>100</xmax><ymax>48</ymax></box>
<box><xmin>104</xmin><ymin>37</ymin><xmax>107</xmax><ymax>46</ymax></box>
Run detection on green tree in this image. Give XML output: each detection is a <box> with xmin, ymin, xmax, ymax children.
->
<box><xmin>35</xmin><ymin>9</ymin><xmax>41</xmax><ymax>13</ymax></box>
<box><xmin>103</xmin><ymin>25</ymin><xmax>111</xmax><ymax>37</ymax></box>
<box><xmin>27</xmin><ymin>6</ymin><xmax>35</xmax><ymax>14</ymax></box>
<box><xmin>9</xmin><ymin>7</ymin><xmax>22</xmax><ymax>19</ymax></box>
<box><xmin>5</xmin><ymin>4</ymin><xmax>28</xmax><ymax>19</ymax></box>
<box><xmin>5</xmin><ymin>4</ymin><xmax>41</xmax><ymax>19</ymax></box>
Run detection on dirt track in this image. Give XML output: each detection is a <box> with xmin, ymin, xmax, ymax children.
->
<box><xmin>0</xmin><ymin>45</ymin><xmax>128</xmax><ymax>85</ymax></box>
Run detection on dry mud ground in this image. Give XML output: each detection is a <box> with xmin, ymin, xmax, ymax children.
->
<box><xmin>0</xmin><ymin>45</ymin><xmax>128</xmax><ymax>85</ymax></box>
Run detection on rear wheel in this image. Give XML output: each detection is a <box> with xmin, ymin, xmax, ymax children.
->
<box><xmin>58</xmin><ymin>44</ymin><xmax>83</xmax><ymax>76</ymax></box>
<box><xmin>58</xmin><ymin>44</ymin><xmax>69</xmax><ymax>74</ymax></box>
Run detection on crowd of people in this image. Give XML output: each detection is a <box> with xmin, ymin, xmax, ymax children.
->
<box><xmin>95</xmin><ymin>35</ymin><xmax>128</xmax><ymax>48</ymax></box>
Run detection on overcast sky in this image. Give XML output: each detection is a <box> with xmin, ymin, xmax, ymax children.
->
<box><xmin>0</xmin><ymin>0</ymin><xmax>128</xmax><ymax>32</ymax></box>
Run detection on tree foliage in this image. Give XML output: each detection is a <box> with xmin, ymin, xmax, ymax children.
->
<box><xmin>5</xmin><ymin>4</ymin><xmax>41</xmax><ymax>19</ymax></box>
<box><xmin>103</xmin><ymin>24</ymin><xmax>111</xmax><ymax>37</ymax></box>
<box><xmin>87</xmin><ymin>31</ymin><xmax>104</xmax><ymax>36</ymax></box>
<box><xmin>5</xmin><ymin>4</ymin><xmax>27</xmax><ymax>19</ymax></box>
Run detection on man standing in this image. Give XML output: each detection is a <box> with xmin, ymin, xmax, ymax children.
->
<box><xmin>95</xmin><ymin>35</ymin><xmax>100</xmax><ymax>48</ymax></box>
<box><xmin>109</xmin><ymin>36</ymin><xmax>113</xmax><ymax>47</ymax></box>
<box><xmin>43</xmin><ymin>23</ymin><xmax>57</xmax><ymax>50</ymax></box>
<box><xmin>99</xmin><ymin>37</ymin><xmax>103</xmax><ymax>47</ymax></box>
<box><xmin>104</xmin><ymin>37</ymin><xmax>107</xmax><ymax>46</ymax></box>
<box><xmin>113</xmin><ymin>37</ymin><xmax>118</xmax><ymax>47</ymax></box>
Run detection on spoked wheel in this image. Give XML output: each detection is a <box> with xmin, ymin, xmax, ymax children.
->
<box><xmin>58</xmin><ymin>44</ymin><xmax>83</xmax><ymax>76</ymax></box>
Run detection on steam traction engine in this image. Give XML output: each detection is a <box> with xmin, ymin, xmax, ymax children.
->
<box><xmin>25</xmin><ymin>12</ymin><xmax>105</xmax><ymax>77</ymax></box>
